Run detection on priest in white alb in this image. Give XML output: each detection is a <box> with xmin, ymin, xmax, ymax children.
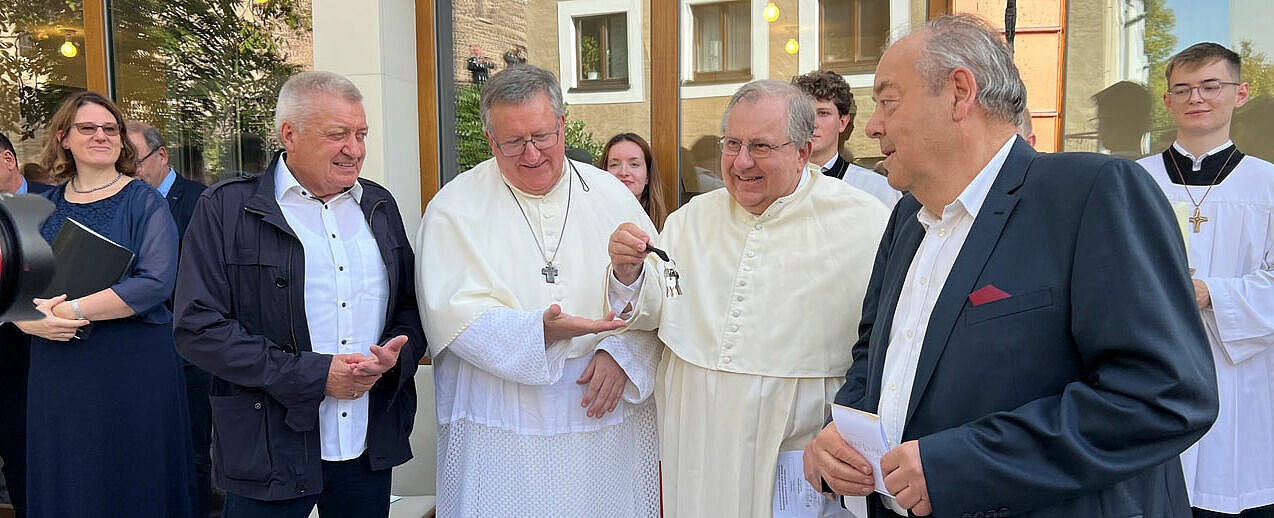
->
<box><xmin>607</xmin><ymin>80</ymin><xmax>890</xmax><ymax>517</ymax></box>
<box><xmin>1137</xmin><ymin>42</ymin><xmax>1274</xmax><ymax>518</ymax></box>
<box><xmin>416</xmin><ymin>65</ymin><xmax>661</xmax><ymax>517</ymax></box>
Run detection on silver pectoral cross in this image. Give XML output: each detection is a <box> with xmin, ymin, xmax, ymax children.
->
<box><xmin>542</xmin><ymin>263</ymin><xmax>559</xmax><ymax>283</ymax></box>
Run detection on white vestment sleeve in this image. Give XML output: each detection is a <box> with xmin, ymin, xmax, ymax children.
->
<box><xmin>1203</xmin><ymin>265</ymin><xmax>1274</xmax><ymax>364</ymax></box>
<box><xmin>607</xmin><ymin>266</ymin><xmax>646</xmax><ymax>318</ymax></box>
<box><xmin>447</xmin><ymin>306</ymin><xmax>571</xmax><ymax>385</ymax></box>
<box><xmin>596</xmin><ymin>330</ymin><xmax>662</xmax><ymax>404</ymax></box>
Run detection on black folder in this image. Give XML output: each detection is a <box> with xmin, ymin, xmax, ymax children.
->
<box><xmin>40</xmin><ymin>218</ymin><xmax>135</xmax><ymax>339</ymax></box>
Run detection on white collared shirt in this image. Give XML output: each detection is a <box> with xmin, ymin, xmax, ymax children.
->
<box><xmin>274</xmin><ymin>159</ymin><xmax>389</xmax><ymax>461</ymax></box>
<box><xmin>1173</xmin><ymin>140</ymin><xmax>1234</xmax><ymax>172</ymax></box>
<box><xmin>876</xmin><ymin>136</ymin><xmax>1016</xmax><ymax>515</ymax></box>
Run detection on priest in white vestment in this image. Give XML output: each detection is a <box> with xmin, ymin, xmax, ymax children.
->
<box><xmin>607</xmin><ymin>80</ymin><xmax>890</xmax><ymax>517</ymax></box>
<box><xmin>416</xmin><ymin>66</ymin><xmax>661</xmax><ymax>517</ymax></box>
<box><xmin>1137</xmin><ymin>43</ymin><xmax>1274</xmax><ymax>517</ymax></box>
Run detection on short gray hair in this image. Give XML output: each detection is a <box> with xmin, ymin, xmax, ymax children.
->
<box><xmin>720</xmin><ymin>79</ymin><xmax>816</xmax><ymax>147</ymax></box>
<box><xmin>274</xmin><ymin>71</ymin><xmax>364</xmax><ymax>133</ymax></box>
<box><xmin>125</xmin><ymin>121</ymin><xmax>165</xmax><ymax>152</ymax></box>
<box><xmin>909</xmin><ymin>14</ymin><xmax>1026</xmax><ymax>124</ymax></box>
<box><xmin>479</xmin><ymin>65</ymin><xmax>565</xmax><ymax>134</ymax></box>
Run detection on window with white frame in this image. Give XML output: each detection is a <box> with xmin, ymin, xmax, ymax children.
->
<box><xmin>556</xmin><ymin>0</ymin><xmax>644</xmax><ymax>104</ymax></box>
<box><xmin>691</xmin><ymin>1</ymin><xmax>752</xmax><ymax>84</ymax></box>
<box><xmin>820</xmin><ymin>0</ymin><xmax>889</xmax><ymax>74</ymax></box>
<box><xmin>575</xmin><ymin>13</ymin><xmax>630</xmax><ymax>91</ymax></box>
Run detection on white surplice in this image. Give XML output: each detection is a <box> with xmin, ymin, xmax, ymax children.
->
<box><xmin>417</xmin><ymin>158</ymin><xmax>661</xmax><ymax>517</ymax></box>
<box><xmin>613</xmin><ymin>170</ymin><xmax>890</xmax><ymax>517</ymax></box>
<box><xmin>1139</xmin><ymin>151</ymin><xmax>1274</xmax><ymax>514</ymax></box>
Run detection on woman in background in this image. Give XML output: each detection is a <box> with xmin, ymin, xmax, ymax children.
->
<box><xmin>14</xmin><ymin>91</ymin><xmax>195</xmax><ymax>518</ymax></box>
<box><xmin>600</xmin><ymin>133</ymin><xmax>668</xmax><ymax>230</ymax></box>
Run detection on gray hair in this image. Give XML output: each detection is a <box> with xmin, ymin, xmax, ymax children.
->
<box><xmin>274</xmin><ymin>71</ymin><xmax>364</xmax><ymax>133</ymax></box>
<box><xmin>479</xmin><ymin>65</ymin><xmax>565</xmax><ymax>134</ymax></box>
<box><xmin>720</xmin><ymin>79</ymin><xmax>816</xmax><ymax>147</ymax></box>
<box><xmin>125</xmin><ymin>121</ymin><xmax>165</xmax><ymax>153</ymax></box>
<box><xmin>908</xmin><ymin>14</ymin><xmax>1026</xmax><ymax>124</ymax></box>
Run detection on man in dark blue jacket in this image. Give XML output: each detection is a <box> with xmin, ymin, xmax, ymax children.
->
<box><xmin>174</xmin><ymin>71</ymin><xmax>425</xmax><ymax>518</ymax></box>
<box><xmin>803</xmin><ymin>15</ymin><xmax>1218</xmax><ymax>518</ymax></box>
<box><xmin>0</xmin><ymin>132</ymin><xmax>50</xmax><ymax>518</ymax></box>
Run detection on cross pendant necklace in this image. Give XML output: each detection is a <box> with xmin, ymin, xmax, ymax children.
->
<box><xmin>506</xmin><ymin>164</ymin><xmax>574</xmax><ymax>283</ymax></box>
<box><xmin>1168</xmin><ymin>145</ymin><xmax>1236</xmax><ymax>233</ymax></box>
<box><xmin>1188</xmin><ymin>207</ymin><xmax>1208</xmax><ymax>233</ymax></box>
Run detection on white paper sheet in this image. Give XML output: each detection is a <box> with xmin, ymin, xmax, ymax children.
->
<box><xmin>773</xmin><ymin>450</ymin><xmax>860</xmax><ymax>518</ymax></box>
<box><xmin>830</xmin><ymin>403</ymin><xmax>901</xmax><ymax>511</ymax></box>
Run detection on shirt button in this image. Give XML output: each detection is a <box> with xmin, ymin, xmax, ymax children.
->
<box><xmin>341</xmin><ymin>339</ymin><xmax>347</xmax><ymax>345</ymax></box>
<box><xmin>919</xmin><ymin>277</ymin><xmax>928</xmax><ymax>286</ymax></box>
<box><xmin>736</xmin><ymin>296</ymin><xmax>744</xmax><ymax>302</ymax></box>
<box><xmin>731</xmin><ymin>310</ymin><xmax>741</xmax><ymax>317</ymax></box>
<box><xmin>906</xmin><ymin>330</ymin><xmax>915</xmax><ymax>339</ymax></box>
<box><xmin>738</xmin><ymin>280</ymin><xmax>747</xmax><ymax>287</ymax></box>
<box><xmin>937</xmin><ymin>228</ymin><xmax>948</xmax><ymax>237</ymax></box>
<box><xmin>729</xmin><ymin>325</ymin><xmax>739</xmax><ymax>332</ymax></box>
<box><xmin>338</xmin><ymin>266</ymin><xmax>344</xmax><ymax>272</ymax></box>
<box><xmin>341</xmin><ymin>302</ymin><xmax>347</xmax><ymax>308</ymax></box>
<box><xmin>722</xmin><ymin>357</ymin><xmax>732</xmax><ymax>364</ymax></box>
<box><xmin>723</xmin><ymin>342</ymin><xmax>734</xmax><ymax>349</ymax></box>
<box><xmin>330</xmin><ymin>233</ymin><xmax>336</xmax><ymax>238</ymax></box>
<box><xmin>253</xmin><ymin>402</ymin><xmax>262</xmax><ymax>410</ymax></box>
<box><xmin>742</xmin><ymin>265</ymin><xmax>752</xmax><ymax>272</ymax></box>
<box><xmin>754</xmin><ymin>224</ymin><xmax>762</xmax><ymax>230</ymax></box>
<box><xmin>889</xmin><ymin>383</ymin><xmax>897</xmax><ymax>391</ymax></box>
<box><xmin>341</xmin><ymin>412</ymin><xmax>348</xmax><ymax>418</ymax></box>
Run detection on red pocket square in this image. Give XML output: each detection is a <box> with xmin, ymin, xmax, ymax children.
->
<box><xmin>969</xmin><ymin>285</ymin><xmax>1011</xmax><ymax>306</ymax></box>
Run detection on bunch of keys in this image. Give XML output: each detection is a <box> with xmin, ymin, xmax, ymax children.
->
<box><xmin>645</xmin><ymin>243</ymin><xmax>683</xmax><ymax>298</ymax></box>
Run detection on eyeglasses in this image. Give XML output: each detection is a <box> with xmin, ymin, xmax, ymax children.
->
<box><xmin>1168</xmin><ymin>80</ymin><xmax>1240</xmax><ymax>100</ymax></box>
<box><xmin>71</xmin><ymin>122</ymin><xmax>120</xmax><ymax>136</ymax></box>
<box><xmin>718</xmin><ymin>137</ymin><xmax>794</xmax><ymax>158</ymax></box>
<box><xmin>493</xmin><ymin>125</ymin><xmax>561</xmax><ymax>157</ymax></box>
<box><xmin>135</xmin><ymin>146</ymin><xmax>160</xmax><ymax>167</ymax></box>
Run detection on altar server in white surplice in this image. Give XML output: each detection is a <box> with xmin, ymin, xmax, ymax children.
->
<box><xmin>607</xmin><ymin>80</ymin><xmax>890</xmax><ymax>517</ymax></box>
<box><xmin>1137</xmin><ymin>43</ymin><xmax>1274</xmax><ymax>518</ymax></box>
<box><xmin>416</xmin><ymin>65</ymin><xmax>661</xmax><ymax>517</ymax></box>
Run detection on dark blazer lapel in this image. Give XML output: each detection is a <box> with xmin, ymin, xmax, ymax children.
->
<box><xmin>904</xmin><ymin>137</ymin><xmax>1035</xmax><ymax>427</ymax></box>
<box><xmin>166</xmin><ymin>183</ymin><xmax>183</xmax><ymax>210</ymax></box>
<box><xmin>865</xmin><ymin>202</ymin><xmax>926</xmax><ymax>412</ymax></box>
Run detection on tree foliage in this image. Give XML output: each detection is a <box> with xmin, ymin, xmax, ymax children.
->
<box><xmin>1</xmin><ymin>0</ymin><xmax>308</xmax><ymax>178</ymax></box>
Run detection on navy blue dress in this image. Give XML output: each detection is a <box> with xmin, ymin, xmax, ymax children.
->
<box><xmin>27</xmin><ymin>180</ymin><xmax>196</xmax><ymax>518</ymax></box>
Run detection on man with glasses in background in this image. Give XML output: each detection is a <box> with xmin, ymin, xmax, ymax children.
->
<box><xmin>126</xmin><ymin>121</ymin><xmax>207</xmax><ymax>238</ymax></box>
<box><xmin>416</xmin><ymin>65</ymin><xmax>662</xmax><ymax>516</ymax></box>
<box><xmin>606</xmin><ymin>79</ymin><xmax>889</xmax><ymax>517</ymax></box>
<box><xmin>1137</xmin><ymin>42</ymin><xmax>1274</xmax><ymax>518</ymax></box>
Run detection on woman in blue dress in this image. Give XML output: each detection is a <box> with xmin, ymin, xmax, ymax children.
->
<box><xmin>12</xmin><ymin>91</ymin><xmax>195</xmax><ymax>517</ymax></box>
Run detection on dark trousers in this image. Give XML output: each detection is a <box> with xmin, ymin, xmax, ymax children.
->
<box><xmin>184</xmin><ymin>364</ymin><xmax>213</xmax><ymax>518</ymax></box>
<box><xmin>0</xmin><ymin>329</ymin><xmax>28</xmax><ymax>517</ymax></box>
<box><xmin>1195</xmin><ymin>504</ymin><xmax>1274</xmax><ymax>518</ymax></box>
<box><xmin>223</xmin><ymin>453</ymin><xmax>391</xmax><ymax>518</ymax></box>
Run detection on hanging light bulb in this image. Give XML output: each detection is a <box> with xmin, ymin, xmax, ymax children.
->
<box><xmin>763</xmin><ymin>2</ymin><xmax>780</xmax><ymax>22</ymax></box>
<box><xmin>785</xmin><ymin>38</ymin><xmax>799</xmax><ymax>55</ymax></box>
<box><xmin>60</xmin><ymin>40</ymin><xmax>78</xmax><ymax>58</ymax></box>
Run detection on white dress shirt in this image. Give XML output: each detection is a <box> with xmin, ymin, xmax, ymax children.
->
<box><xmin>274</xmin><ymin>159</ymin><xmax>389</xmax><ymax>461</ymax></box>
<box><xmin>877</xmin><ymin>136</ymin><xmax>1015</xmax><ymax>515</ymax></box>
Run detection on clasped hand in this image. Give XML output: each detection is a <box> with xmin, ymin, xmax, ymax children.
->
<box><xmin>804</xmin><ymin>423</ymin><xmax>932</xmax><ymax>516</ymax></box>
<box><xmin>13</xmin><ymin>294</ymin><xmax>89</xmax><ymax>342</ymax></box>
<box><xmin>325</xmin><ymin>335</ymin><xmax>408</xmax><ymax>400</ymax></box>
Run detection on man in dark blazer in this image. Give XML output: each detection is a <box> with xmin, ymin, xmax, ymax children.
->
<box><xmin>803</xmin><ymin>15</ymin><xmax>1218</xmax><ymax>518</ymax></box>
<box><xmin>0</xmin><ymin>132</ymin><xmax>51</xmax><ymax>518</ymax></box>
<box><xmin>174</xmin><ymin>71</ymin><xmax>425</xmax><ymax>517</ymax></box>
<box><xmin>127</xmin><ymin>122</ymin><xmax>206</xmax><ymax>237</ymax></box>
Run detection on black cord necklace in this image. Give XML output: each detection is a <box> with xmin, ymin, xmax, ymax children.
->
<box><xmin>505</xmin><ymin>162</ymin><xmax>579</xmax><ymax>283</ymax></box>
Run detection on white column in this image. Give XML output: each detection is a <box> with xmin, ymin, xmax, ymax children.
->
<box><xmin>313</xmin><ymin>0</ymin><xmax>423</xmax><ymax>236</ymax></box>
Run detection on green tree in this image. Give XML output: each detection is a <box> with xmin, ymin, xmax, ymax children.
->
<box><xmin>1143</xmin><ymin>0</ymin><xmax>1178</xmax><ymax>146</ymax></box>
